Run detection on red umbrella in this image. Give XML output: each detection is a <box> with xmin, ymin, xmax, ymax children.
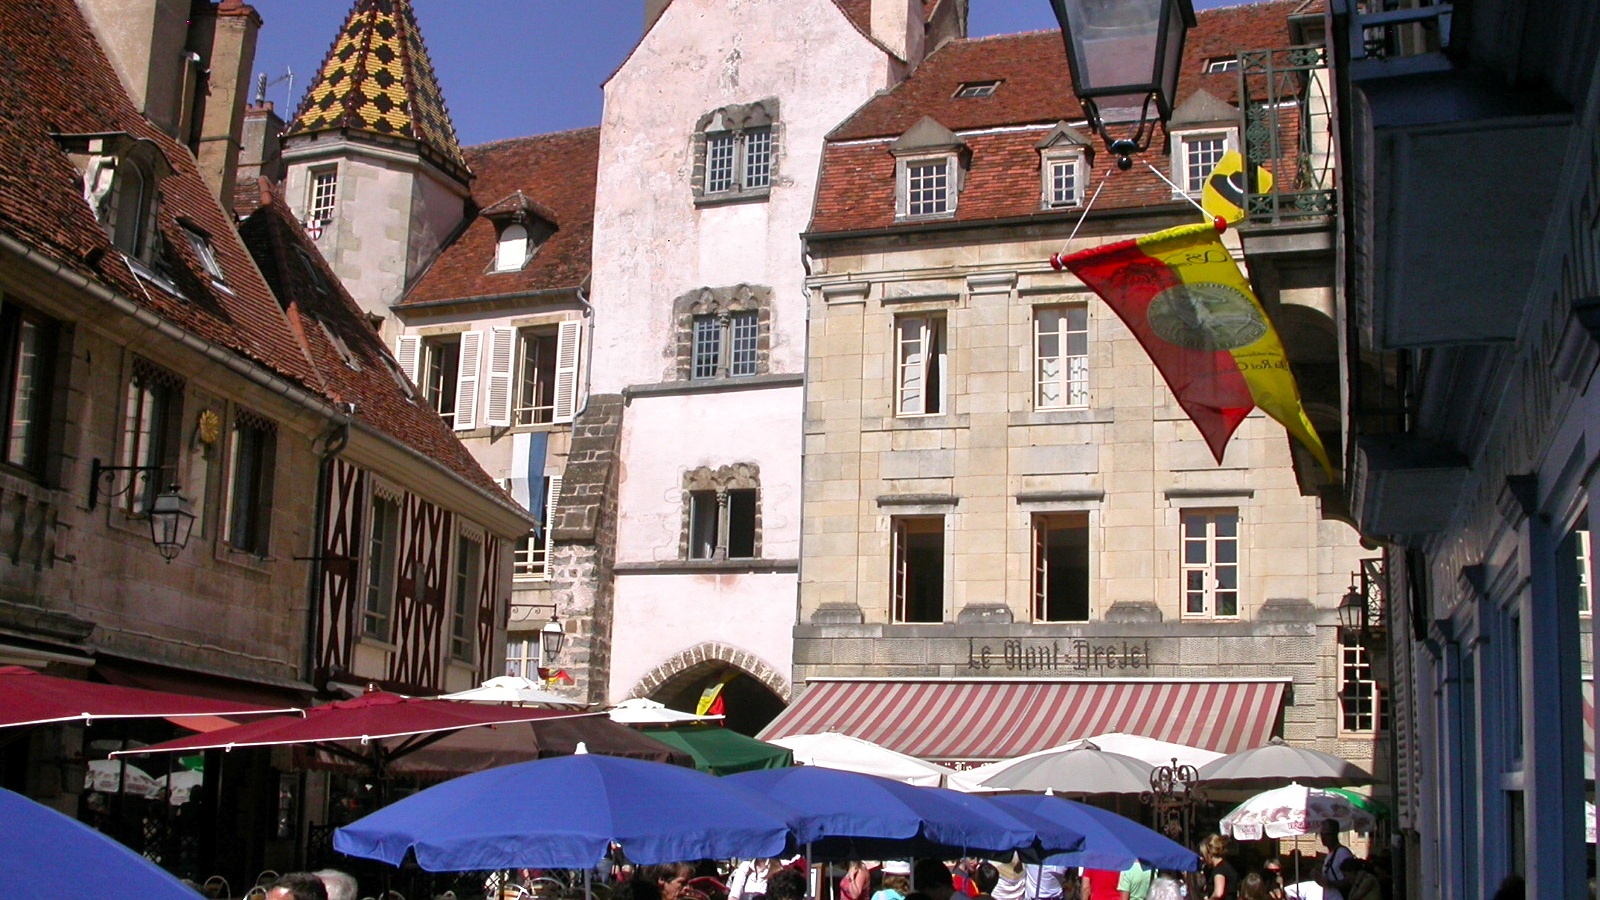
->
<box><xmin>114</xmin><ymin>690</ymin><xmax>596</xmax><ymax>774</ymax></box>
<box><xmin>0</xmin><ymin>666</ymin><xmax>298</xmax><ymax>728</ymax></box>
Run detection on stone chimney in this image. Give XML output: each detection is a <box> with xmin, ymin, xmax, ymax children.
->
<box><xmin>189</xmin><ymin>0</ymin><xmax>262</xmax><ymax>205</ymax></box>
<box><xmin>645</xmin><ymin>0</ymin><xmax>671</xmax><ymax>33</ymax></box>
<box><xmin>233</xmin><ymin>97</ymin><xmax>284</xmax><ymax>215</ymax></box>
<box><xmin>76</xmin><ymin>0</ymin><xmax>193</xmax><ymax>133</ymax></box>
<box><xmin>871</xmin><ymin>0</ymin><xmax>923</xmax><ymax>63</ymax></box>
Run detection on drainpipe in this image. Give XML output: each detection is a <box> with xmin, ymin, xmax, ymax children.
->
<box><xmin>574</xmin><ymin>283</ymin><xmax>594</xmax><ymax>420</ymax></box>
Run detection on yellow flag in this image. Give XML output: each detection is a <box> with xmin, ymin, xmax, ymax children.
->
<box><xmin>1200</xmin><ymin>151</ymin><xmax>1274</xmax><ymax>224</ymax></box>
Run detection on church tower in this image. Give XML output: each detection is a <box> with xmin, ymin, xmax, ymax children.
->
<box><xmin>280</xmin><ymin>0</ymin><xmax>471</xmax><ymax>334</ymax></box>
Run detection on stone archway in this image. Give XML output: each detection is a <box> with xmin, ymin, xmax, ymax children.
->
<box><xmin>627</xmin><ymin>642</ymin><xmax>790</xmax><ymax>735</ymax></box>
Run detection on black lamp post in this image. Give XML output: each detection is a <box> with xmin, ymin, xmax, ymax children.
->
<box><xmin>539</xmin><ymin>613</ymin><xmax>566</xmax><ymax>668</ymax></box>
<box><xmin>1049</xmin><ymin>0</ymin><xmax>1197</xmax><ymax>169</ymax></box>
<box><xmin>1338</xmin><ymin>577</ymin><xmax>1368</xmax><ymax>636</ymax></box>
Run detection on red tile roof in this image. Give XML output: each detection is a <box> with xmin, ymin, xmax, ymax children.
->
<box><xmin>402</xmin><ymin>127</ymin><xmax>599</xmax><ymax>307</ymax></box>
<box><xmin>0</xmin><ymin>0</ymin><xmax>317</xmax><ymax>389</ymax></box>
<box><xmin>812</xmin><ymin>0</ymin><xmax>1311</xmax><ymax>234</ymax></box>
<box><xmin>0</xmin><ymin>0</ymin><xmax>507</xmax><ymax>507</ymax></box>
<box><xmin>238</xmin><ymin>198</ymin><xmax>508</xmax><ymax>498</ymax></box>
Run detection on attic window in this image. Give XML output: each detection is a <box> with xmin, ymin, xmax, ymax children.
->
<box><xmin>182</xmin><ymin>226</ymin><xmax>225</xmax><ymax>284</ymax></box>
<box><xmin>495</xmin><ymin>223</ymin><xmax>530</xmax><ymax>272</ymax></box>
<box><xmin>1204</xmin><ymin>56</ymin><xmax>1239</xmax><ymax>73</ymax></box>
<box><xmin>293</xmin><ymin>246</ymin><xmax>332</xmax><ymax>297</ymax></box>
<box><xmin>953</xmin><ymin>80</ymin><xmax>1001</xmax><ymax>98</ymax></box>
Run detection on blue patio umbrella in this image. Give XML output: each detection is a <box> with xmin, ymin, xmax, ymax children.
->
<box><xmin>988</xmin><ymin>794</ymin><xmax>1200</xmax><ymax>871</ymax></box>
<box><xmin>0</xmin><ymin>787</ymin><xmax>201</xmax><ymax>899</ymax></box>
<box><xmin>335</xmin><ymin>752</ymin><xmax>819</xmax><ymax>871</ymax></box>
<box><xmin>726</xmin><ymin>766</ymin><xmax>1084</xmax><ymax>861</ymax></box>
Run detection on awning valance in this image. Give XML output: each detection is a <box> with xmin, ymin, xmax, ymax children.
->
<box><xmin>758</xmin><ymin>678</ymin><xmax>1287</xmax><ymax>762</ymax></box>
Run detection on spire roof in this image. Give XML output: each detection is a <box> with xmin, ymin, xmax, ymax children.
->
<box><xmin>288</xmin><ymin>0</ymin><xmax>468</xmax><ymax>177</ymax></box>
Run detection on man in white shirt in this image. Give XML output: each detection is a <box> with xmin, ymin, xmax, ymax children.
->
<box><xmin>1024</xmin><ymin>863</ymin><xmax>1071</xmax><ymax>900</ymax></box>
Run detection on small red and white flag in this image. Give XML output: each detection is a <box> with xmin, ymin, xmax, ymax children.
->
<box><xmin>304</xmin><ymin>218</ymin><xmax>324</xmax><ymax>241</ymax></box>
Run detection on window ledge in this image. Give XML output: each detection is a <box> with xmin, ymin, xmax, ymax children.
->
<box><xmin>895</xmin><ymin>212</ymin><xmax>958</xmax><ymax>223</ymax></box>
<box><xmin>1009</xmin><ymin>408</ymin><xmax>1112</xmax><ymax>427</ymax></box>
<box><xmin>694</xmin><ymin>188</ymin><xmax>772</xmax><ymax>208</ymax></box>
<box><xmin>868</xmin><ymin>413</ymin><xmax>970</xmax><ymax>432</ymax></box>
<box><xmin>212</xmin><ymin>542</ymin><xmax>275</xmax><ymax>574</ymax></box>
<box><xmin>357</xmin><ymin>634</ymin><xmax>398</xmax><ymax>653</ymax></box>
<box><xmin>625</xmin><ymin>372</ymin><xmax>802</xmax><ymax>399</ymax></box>
<box><xmin>613</xmin><ymin>558</ymin><xmax>798</xmax><ymax>575</ymax></box>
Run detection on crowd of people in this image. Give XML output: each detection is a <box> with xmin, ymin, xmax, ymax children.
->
<box><xmin>247</xmin><ymin>818</ymin><xmax>1387</xmax><ymax>900</ymax></box>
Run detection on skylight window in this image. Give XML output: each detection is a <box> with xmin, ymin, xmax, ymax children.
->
<box><xmin>954</xmin><ymin>80</ymin><xmax>1001</xmax><ymax>98</ymax></box>
<box><xmin>1204</xmin><ymin>56</ymin><xmax>1239</xmax><ymax>73</ymax></box>
<box><xmin>182</xmin><ymin>226</ymin><xmax>225</xmax><ymax>284</ymax></box>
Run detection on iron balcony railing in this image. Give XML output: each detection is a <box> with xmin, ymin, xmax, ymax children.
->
<box><xmin>1237</xmin><ymin>45</ymin><xmax>1338</xmax><ymax>225</ymax></box>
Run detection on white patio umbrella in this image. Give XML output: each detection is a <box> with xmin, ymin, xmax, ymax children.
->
<box><xmin>606</xmin><ymin>697</ymin><xmax>722</xmax><ymax>725</ymax></box>
<box><xmin>767</xmin><ymin>731</ymin><xmax>954</xmax><ymax>786</ymax></box>
<box><xmin>84</xmin><ymin>759</ymin><xmax>160</xmax><ymax>798</ymax></box>
<box><xmin>974</xmin><ymin>740</ymin><xmax>1156</xmax><ymax>795</ymax></box>
<box><xmin>1197</xmin><ymin>736</ymin><xmax>1376</xmax><ymax>788</ymax></box>
<box><xmin>1220</xmin><ymin>783</ymin><xmax>1376</xmax><ymax>840</ymax></box>
<box><xmin>947</xmin><ymin>732</ymin><xmax>1220</xmax><ymax>792</ymax></box>
<box><xmin>437</xmin><ymin>675</ymin><xmax>587</xmax><ymax>707</ymax></box>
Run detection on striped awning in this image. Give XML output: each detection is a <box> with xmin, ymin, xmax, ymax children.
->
<box><xmin>758</xmin><ymin>678</ymin><xmax>1287</xmax><ymax>762</ymax></box>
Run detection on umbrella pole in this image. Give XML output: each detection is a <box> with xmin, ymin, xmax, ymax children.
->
<box><xmin>585</xmin><ymin>866</ymin><xmax>592</xmax><ymax>900</ymax></box>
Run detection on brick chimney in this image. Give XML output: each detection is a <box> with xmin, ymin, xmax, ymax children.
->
<box><xmin>188</xmin><ymin>0</ymin><xmax>261</xmax><ymax>204</ymax></box>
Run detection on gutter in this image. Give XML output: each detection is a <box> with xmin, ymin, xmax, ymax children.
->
<box><xmin>0</xmin><ymin>229</ymin><xmax>535</xmax><ymax>528</ymax></box>
<box><xmin>802</xmin><ymin>203</ymin><xmax>1194</xmax><ymax>244</ymax></box>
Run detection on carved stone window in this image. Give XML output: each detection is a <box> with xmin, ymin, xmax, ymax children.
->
<box><xmin>691</xmin><ymin>99</ymin><xmax>780</xmax><ymax>204</ymax></box>
<box><xmin>672</xmin><ymin>284</ymin><xmax>772</xmax><ymax>381</ymax></box>
<box><xmin>680</xmin><ymin>463</ymin><xmax>761</xmax><ymax>561</ymax></box>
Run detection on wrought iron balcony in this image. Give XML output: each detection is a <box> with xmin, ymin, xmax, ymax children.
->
<box><xmin>1237</xmin><ymin>45</ymin><xmax>1337</xmax><ymax>226</ymax></box>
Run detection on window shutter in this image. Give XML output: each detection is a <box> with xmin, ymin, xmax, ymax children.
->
<box><xmin>454</xmin><ymin>330</ymin><xmax>483</xmax><ymax>431</ymax></box>
<box><xmin>541</xmin><ymin>473</ymin><xmax>562</xmax><ymax>580</ymax></box>
<box><xmin>484</xmin><ymin>326</ymin><xmax>516</xmax><ymax>427</ymax></box>
<box><xmin>552</xmin><ymin>319</ymin><xmax>582</xmax><ymax>423</ymax></box>
<box><xmin>395</xmin><ymin>335</ymin><xmax>421</xmax><ymax>385</ymax></box>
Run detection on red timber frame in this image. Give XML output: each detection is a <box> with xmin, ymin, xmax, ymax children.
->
<box><xmin>477</xmin><ymin>534</ymin><xmax>505</xmax><ymax>681</ymax></box>
<box><xmin>389</xmin><ymin>494</ymin><xmax>453</xmax><ymax>690</ymax></box>
<box><xmin>317</xmin><ymin>457</ymin><xmax>366</xmax><ymax>678</ymax></box>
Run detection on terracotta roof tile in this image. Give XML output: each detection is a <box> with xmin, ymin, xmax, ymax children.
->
<box><xmin>238</xmin><ymin>197</ymin><xmax>508</xmax><ymax>499</ymax></box>
<box><xmin>813</xmin><ymin>0</ymin><xmax>1311</xmax><ymax>233</ymax></box>
<box><xmin>403</xmin><ymin>127</ymin><xmax>598</xmax><ymax>306</ymax></box>
<box><xmin>0</xmin><ymin>0</ymin><xmax>318</xmax><ymax>389</ymax></box>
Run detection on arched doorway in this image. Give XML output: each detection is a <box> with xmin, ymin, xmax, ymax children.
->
<box><xmin>628</xmin><ymin>643</ymin><xmax>789</xmax><ymax>736</ymax></box>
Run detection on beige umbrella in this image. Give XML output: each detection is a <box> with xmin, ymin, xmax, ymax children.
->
<box><xmin>1196</xmin><ymin>736</ymin><xmax>1375</xmax><ymax>788</ymax></box>
<box><xmin>973</xmin><ymin>740</ymin><xmax>1155</xmax><ymax>795</ymax></box>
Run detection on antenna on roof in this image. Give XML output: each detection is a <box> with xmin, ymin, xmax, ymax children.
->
<box><xmin>254</xmin><ymin>66</ymin><xmax>295</xmax><ymax>109</ymax></box>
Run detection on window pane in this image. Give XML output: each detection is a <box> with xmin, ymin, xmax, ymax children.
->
<box><xmin>706</xmin><ymin>134</ymin><xmax>736</xmax><ymax>193</ymax></box>
<box><xmin>1049</xmin><ymin>158</ymin><xmax>1078</xmax><ymax>206</ymax></box>
<box><xmin>496</xmin><ymin>224</ymin><xmax>528</xmax><ymax>271</ymax></box>
<box><xmin>688</xmin><ymin>491</ymin><xmax>718</xmax><ymax>559</ymax></box>
<box><xmin>726</xmin><ymin>489</ymin><xmax>757</xmax><ymax>558</ymax></box>
<box><xmin>4</xmin><ymin>316</ymin><xmax>46</xmax><ymax>470</ymax></box>
<box><xmin>907</xmin><ymin>161</ymin><xmax>950</xmax><ymax>216</ymax></box>
<box><xmin>1185</xmin><ymin>136</ymin><xmax>1226</xmax><ymax>193</ymax></box>
<box><xmin>1034</xmin><ymin>514</ymin><xmax>1089</xmax><ymax>622</ymax></box>
<box><xmin>692</xmin><ymin>316</ymin><xmax>722</xmax><ymax>379</ymax></box>
<box><xmin>515</xmin><ymin>331</ymin><xmax>557</xmax><ymax>425</ymax></box>
<box><xmin>728</xmin><ymin>311</ymin><xmax>759</xmax><ymax>376</ymax></box>
<box><xmin>894</xmin><ymin>517</ymin><xmax>944</xmax><ymax>623</ymax></box>
<box><xmin>310</xmin><ymin>170</ymin><xmax>338</xmax><ymax>221</ymax></box>
<box><xmin>364</xmin><ymin>496</ymin><xmax>398</xmax><ymax>638</ymax></box>
<box><xmin>424</xmin><ymin>338</ymin><xmax>460</xmax><ymax>423</ymax></box>
<box><xmin>228</xmin><ymin>415</ymin><xmax>275</xmax><ymax>554</ymax></box>
<box><xmin>743</xmin><ymin>128</ymin><xmax>772</xmax><ymax>188</ymax></box>
<box><xmin>452</xmin><ymin>536</ymin><xmax>479</xmax><ymax>661</ymax></box>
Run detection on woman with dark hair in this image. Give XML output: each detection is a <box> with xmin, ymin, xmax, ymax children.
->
<box><xmin>640</xmin><ymin>862</ymin><xmax>696</xmax><ymax>900</ymax></box>
<box><xmin>1198</xmin><ymin>834</ymin><xmax>1240</xmax><ymax>900</ymax></box>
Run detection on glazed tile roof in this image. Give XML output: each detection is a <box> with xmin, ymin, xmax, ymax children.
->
<box><xmin>238</xmin><ymin>198</ymin><xmax>507</xmax><ymax>498</ymax></box>
<box><xmin>288</xmin><ymin>0</ymin><xmax>468</xmax><ymax>177</ymax></box>
<box><xmin>0</xmin><ymin>0</ymin><xmax>507</xmax><ymax>508</ymax></box>
<box><xmin>402</xmin><ymin>128</ymin><xmax>599</xmax><ymax>307</ymax></box>
<box><xmin>812</xmin><ymin>0</ymin><xmax>1310</xmax><ymax>234</ymax></box>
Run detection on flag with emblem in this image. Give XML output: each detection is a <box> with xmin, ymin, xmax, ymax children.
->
<box><xmin>1199</xmin><ymin>150</ymin><xmax>1274</xmax><ymax>225</ymax></box>
<box><xmin>1054</xmin><ymin>220</ymin><xmax>1332</xmax><ymax>473</ymax></box>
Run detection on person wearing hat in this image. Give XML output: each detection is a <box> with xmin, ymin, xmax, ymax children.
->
<box><xmin>875</xmin><ymin>861</ymin><xmax>913</xmax><ymax>900</ymax></box>
<box><xmin>1315</xmin><ymin>820</ymin><xmax>1354</xmax><ymax>900</ymax></box>
<box><xmin>990</xmin><ymin>855</ymin><xmax>1027</xmax><ymax>900</ymax></box>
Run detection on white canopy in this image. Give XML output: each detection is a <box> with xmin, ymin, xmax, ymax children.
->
<box><xmin>946</xmin><ymin>732</ymin><xmax>1223</xmax><ymax>792</ymax></box>
<box><xmin>606</xmin><ymin>697</ymin><xmax>723</xmax><ymax>725</ymax></box>
<box><xmin>437</xmin><ymin>676</ymin><xmax>586</xmax><ymax>707</ymax></box>
<box><xmin>767</xmin><ymin>731</ymin><xmax>954</xmax><ymax>787</ymax></box>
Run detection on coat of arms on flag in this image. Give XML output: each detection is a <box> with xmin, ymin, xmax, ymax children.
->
<box><xmin>1053</xmin><ymin>219</ymin><xmax>1332</xmax><ymax>474</ymax></box>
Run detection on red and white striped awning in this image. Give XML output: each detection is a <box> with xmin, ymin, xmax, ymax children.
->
<box><xmin>758</xmin><ymin>678</ymin><xmax>1288</xmax><ymax>762</ymax></box>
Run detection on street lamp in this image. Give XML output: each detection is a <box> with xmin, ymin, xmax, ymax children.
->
<box><xmin>1338</xmin><ymin>576</ymin><xmax>1368</xmax><ymax>636</ymax></box>
<box><xmin>147</xmin><ymin>486</ymin><xmax>196</xmax><ymax>562</ymax></box>
<box><xmin>540</xmin><ymin>613</ymin><xmax>565</xmax><ymax>667</ymax></box>
<box><xmin>1049</xmin><ymin>0</ymin><xmax>1196</xmax><ymax>169</ymax></box>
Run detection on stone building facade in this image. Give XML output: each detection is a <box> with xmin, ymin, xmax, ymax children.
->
<box><xmin>767</xmin><ymin>2</ymin><xmax>1378</xmax><ymax>772</ymax></box>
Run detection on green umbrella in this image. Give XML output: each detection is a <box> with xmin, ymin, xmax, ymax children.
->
<box><xmin>640</xmin><ymin>726</ymin><xmax>793</xmax><ymax>776</ymax></box>
<box><xmin>1325</xmin><ymin>787</ymin><xmax>1389</xmax><ymax>818</ymax></box>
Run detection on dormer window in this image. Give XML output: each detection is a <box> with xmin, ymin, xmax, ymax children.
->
<box><xmin>181</xmin><ymin>225</ymin><xmax>225</xmax><ymax>285</ymax></box>
<box><xmin>479</xmin><ymin>191</ymin><xmax>557</xmax><ymax>275</ymax></box>
<box><xmin>1166</xmin><ymin>91</ymin><xmax>1242</xmax><ymax>199</ymax></box>
<box><xmin>891</xmin><ymin>117</ymin><xmax>967</xmax><ymax>222</ymax></box>
<box><xmin>495</xmin><ymin>223</ymin><xmax>529</xmax><ymax>272</ymax></box>
<box><xmin>58</xmin><ymin>133</ymin><xmax>172</xmax><ymax>265</ymax></box>
<box><xmin>1036</xmin><ymin>122</ymin><xmax>1095</xmax><ymax>210</ymax></box>
<box><xmin>1204</xmin><ymin>56</ymin><xmax>1239</xmax><ymax>74</ymax></box>
<box><xmin>693</xmin><ymin>99</ymin><xmax>780</xmax><ymax>204</ymax></box>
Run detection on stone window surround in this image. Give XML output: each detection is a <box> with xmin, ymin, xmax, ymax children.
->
<box><xmin>691</xmin><ymin>98</ymin><xmax>780</xmax><ymax>205</ymax></box>
<box><xmin>1170</xmin><ymin>126</ymin><xmax>1238</xmax><ymax>197</ymax></box>
<box><xmin>671</xmin><ymin>284</ymin><xmax>773</xmax><ymax>382</ymax></box>
<box><xmin>678</xmin><ymin>462</ymin><xmax>762</xmax><ymax>562</ymax></box>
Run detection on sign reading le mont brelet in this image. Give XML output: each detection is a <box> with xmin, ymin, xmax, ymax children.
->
<box><xmin>966</xmin><ymin>638</ymin><xmax>1155</xmax><ymax>674</ymax></box>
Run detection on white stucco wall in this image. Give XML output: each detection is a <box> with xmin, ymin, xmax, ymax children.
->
<box><xmin>589</xmin><ymin>0</ymin><xmax>897</xmax><ymax>702</ymax></box>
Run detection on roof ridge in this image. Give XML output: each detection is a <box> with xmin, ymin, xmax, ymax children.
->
<box><xmin>465</xmin><ymin>124</ymin><xmax>603</xmax><ymax>152</ymax></box>
<box><xmin>287</xmin><ymin>0</ymin><xmax>469</xmax><ymax>177</ymax></box>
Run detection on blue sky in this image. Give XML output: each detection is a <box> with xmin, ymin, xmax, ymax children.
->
<box><xmin>252</xmin><ymin>1</ymin><xmax>1264</xmax><ymax>147</ymax></box>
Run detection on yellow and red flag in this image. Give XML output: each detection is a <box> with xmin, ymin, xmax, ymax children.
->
<box><xmin>1054</xmin><ymin>220</ymin><xmax>1332</xmax><ymax>474</ymax></box>
<box><xmin>1199</xmin><ymin>150</ymin><xmax>1273</xmax><ymax>225</ymax></box>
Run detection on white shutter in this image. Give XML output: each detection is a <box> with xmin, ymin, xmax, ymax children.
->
<box><xmin>552</xmin><ymin>319</ymin><xmax>582</xmax><ymax>424</ymax></box>
<box><xmin>395</xmin><ymin>334</ymin><xmax>421</xmax><ymax>385</ymax></box>
<box><xmin>540</xmin><ymin>473</ymin><xmax>562</xmax><ymax>581</ymax></box>
<box><xmin>484</xmin><ymin>326</ymin><xmax>516</xmax><ymax>427</ymax></box>
<box><xmin>454</xmin><ymin>330</ymin><xmax>483</xmax><ymax>431</ymax></box>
